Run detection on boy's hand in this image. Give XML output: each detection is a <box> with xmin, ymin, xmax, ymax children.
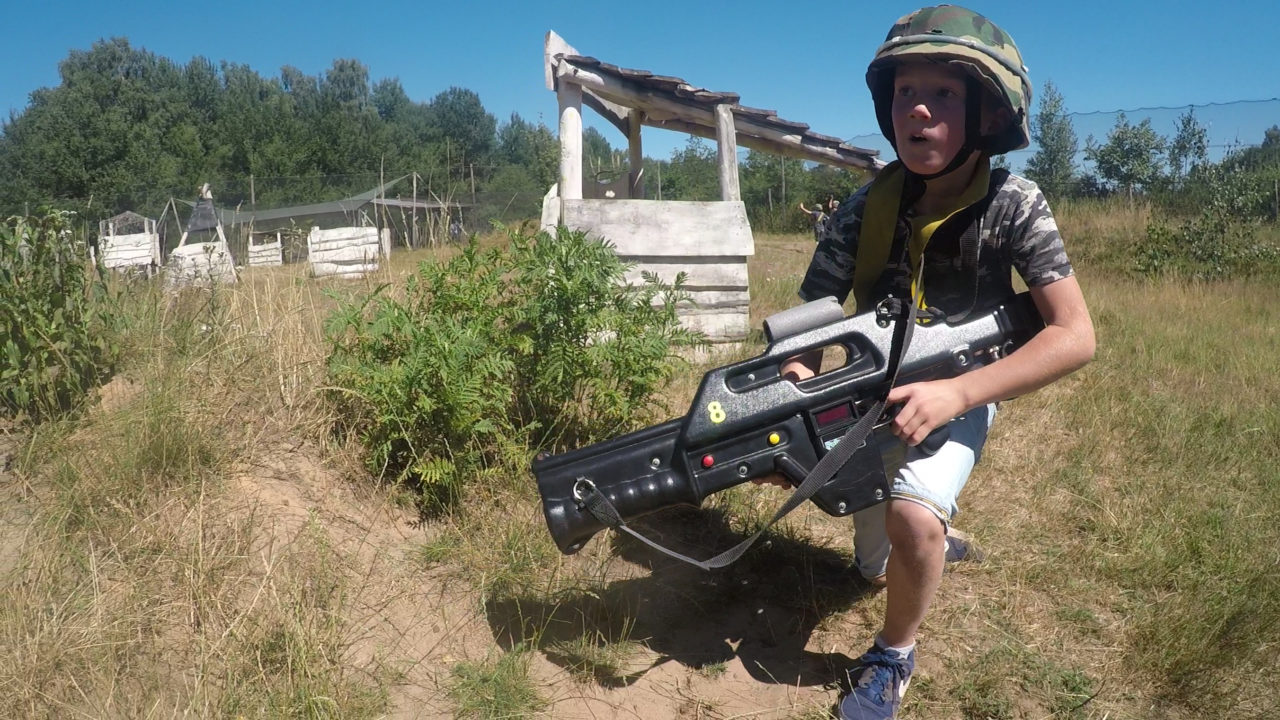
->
<box><xmin>886</xmin><ymin>378</ymin><xmax>967</xmax><ymax>446</ymax></box>
<box><xmin>751</xmin><ymin>475</ymin><xmax>792</xmax><ymax>489</ymax></box>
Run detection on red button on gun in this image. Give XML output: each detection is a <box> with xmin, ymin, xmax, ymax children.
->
<box><xmin>701</xmin><ymin>454</ymin><xmax>714</xmax><ymax>468</ymax></box>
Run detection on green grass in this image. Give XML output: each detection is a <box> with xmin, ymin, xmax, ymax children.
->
<box><xmin>447</xmin><ymin>649</ymin><xmax>546</xmax><ymax>719</ymax></box>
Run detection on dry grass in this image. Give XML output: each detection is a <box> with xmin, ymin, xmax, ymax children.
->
<box><xmin>4</xmin><ymin>213</ymin><xmax>1278</xmax><ymax>719</ymax></box>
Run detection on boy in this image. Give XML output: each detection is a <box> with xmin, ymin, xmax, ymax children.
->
<box><xmin>763</xmin><ymin>7</ymin><xmax>1095</xmax><ymax>719</ymax></box>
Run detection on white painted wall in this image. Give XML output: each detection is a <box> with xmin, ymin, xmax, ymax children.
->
<box><xmin>247</xmin><ymin>234</ymin><xmax>283</xmax><ymax>267</ymax></box>
<box><xmin>308</xmin><ymin>226</ymin><xmax>380</xmax><ymax>279</ymax></box>
<box><xmin>100</xmin><ymin>231</ymin><xmax>160</xmax><ymax>271</ymax></box>
<box><xmin>559</xmin><ymin>199</ymin><xmax>755</xmax><ymax>342</ymax></box>
<box><xmin>166</xmin><ymin>242</ymin><xmax>238</xmax><ymax>288</ymax></box>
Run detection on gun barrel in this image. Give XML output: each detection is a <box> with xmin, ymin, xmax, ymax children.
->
<box><xmin>533</xmin><ymin>418</ymin><xmax>696</xmax><ymax>553</ymax></box>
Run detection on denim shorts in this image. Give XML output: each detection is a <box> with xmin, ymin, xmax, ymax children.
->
<box><xmin>851</xmin><ymin>403</ymin><xmax>997</xmax><ymax>580</ymax></box>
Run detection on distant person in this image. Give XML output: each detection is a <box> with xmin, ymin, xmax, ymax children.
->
<box><xmin>798</xmin><ymin>200</ymin><xmax>829</xmax><ymax>240</ymax></box>
<box><xmin>756</xmin><ymin>7</ymin><xmax>1095</xmax><ymax>719</ymax></box>
<box><xmin>449</xmin><ymin>217</ymin><xmax>463</xmax><ymax>242</ymax></box>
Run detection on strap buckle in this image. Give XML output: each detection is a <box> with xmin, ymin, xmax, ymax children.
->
<box><xmin>572</xmin><ymin>477</ymin><xmax>597</xmax><ymax>504</ymax></box>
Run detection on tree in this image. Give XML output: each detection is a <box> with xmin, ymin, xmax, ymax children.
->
<box><xmin>1085</xmin><ymin>112</ymin><xmax>1166</xmax><ymax>198</ymax></box>
<box><xmin>1166</xmin><ymin>108</ymin><xmax>1208</xmax><ymax>187</ymax></box>
<box><xmin>321</xmin><ymin>58</ymin><xmax>371</xmax><ymax>111</ymax></box>
<box><xmin>1023</xmin><ymin>80</ymin><xmax>1078</xmax><ymax>198</ymax></box>
<box><xmin>496</xmin><ymin>113</ymin><xmax>557</xmax><ymax>191</ymax></box>
<box><xmin>1263</xmin><ymin>124</ymin><xmax>1280</xmax><ymax>149</ymax></box>
<box><xmin>582</xmin><ymin>126</ymin><xmax>625</xmax><ymax>183</ymax></box>
<box><xmin>427</xmin><ymin>87</ymin><xmax>496</xmax><ymax>168</ymax></box>
<box><xmin>657</xmin><ymin>137</ymin><xmax>718</xmax><ymax>201</ymax></box>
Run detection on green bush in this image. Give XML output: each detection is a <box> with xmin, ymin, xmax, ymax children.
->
<box><xmin>1140</xmin><ymin>165</ymin><xmax>1280</xmax><ymax>279</ymax></box>
<box><xmin>324</xmin><ymin>224</ymin><xmax>702</xmax><ymax>512</ymax></box>
<box><xmin>1</xmin><ymin>211</ymin><xmax>119</xmax><ymax>421</ymax></box>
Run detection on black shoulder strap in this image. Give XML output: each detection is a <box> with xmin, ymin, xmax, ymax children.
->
<box><xmin>937</xmin><ymin>167</ymin><xmax>1009</xmax><ymax>324</ymax></box>
<box><xmin>574</xmin><ymin>277</ymin><xmax>926</xmax><ymax>571</ymax></box>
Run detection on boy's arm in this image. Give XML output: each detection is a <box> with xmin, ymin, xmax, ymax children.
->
<box><xmin>886</xmin><ymin>275</ymin><xmax>1095</xmax><ymax>446</ymax></box>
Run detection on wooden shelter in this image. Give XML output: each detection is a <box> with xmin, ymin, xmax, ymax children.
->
<box><xmin>543</xmin><ymin>31</ymin><xmax>881</xmax><ymax>342</ymax></box>
<box><xmin>97</xmin><ymin>211</ymin><xmax>160</xmax><ymax>274</ymax></box>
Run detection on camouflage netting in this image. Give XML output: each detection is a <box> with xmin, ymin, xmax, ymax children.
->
<box><xmin>99</xmin><ymin>210</ymin><xmax>155</xmax><ymax>237</ymax></box>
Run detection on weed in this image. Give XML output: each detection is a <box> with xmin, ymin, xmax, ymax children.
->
<box><xmin>448</xmin><ymin>649</ymin><xmax>546</xmax><ymax>719</ymax></box>
<box><xmin>1</xmin><ymin>211</ymin><xmax>120</xmax><ymax>421</ymax></box>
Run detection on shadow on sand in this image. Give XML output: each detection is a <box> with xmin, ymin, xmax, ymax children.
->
<box><xmin>484</xmin><ymin>504</ymin><xmax>874</xmax><ymax>690</ymax></box>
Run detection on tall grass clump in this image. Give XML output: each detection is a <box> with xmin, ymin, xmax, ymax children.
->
<box><xmin>447</xmin><ymin>649</ymin><xmax>546</xmax><ymax>719</ymax></box>
<box><xmin>1</xmin><ymin>211</ymin><xmax>119</xmax><ymax>421</ymax></box>
<box><xmin>1037</xmin><ymin>279</ymin><xmax>1280</xmax><ymax>718</ymax></box>
<box><xmin>2</xmin><ymin>266</ymin><xmax>396</xmax><ymax>719</ymax></box>
<box><xmin>324</xmin><ymin>224</ymin><xmax>702</xmax><ymax>513</ymax></box>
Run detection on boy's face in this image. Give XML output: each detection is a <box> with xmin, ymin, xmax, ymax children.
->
<box><xmin>891</xmin><ymin>63</ymin><xmax>970</xmax><ymax>175</ymax></box>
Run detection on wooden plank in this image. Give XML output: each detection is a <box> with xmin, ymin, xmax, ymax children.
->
<box><xmin>684</xmin><ymin>289</ymin><xmax>750</xmax><ymax>310</ymax></box>
<box><xmin>311</xmin><ymin>261</ymin><xmax>378</xmax><ymax>276</ymax></box>
<box><xmin>561</xmin><ymin>199</ymin><xmax>753</xmax><ymax>256</ymax></box>
<box><xmin>555</xmin><ymin>62</ymin><xmax>880</xmax><ymax>171</ymax></box>
<box><xmin>104</xmin><ymin>246</ymin><xmax>155</xmax><ymax>260</ymax></box>
<box><xmin>715</xmin><ymin>104</ymin><xmax>740</xmax><ymax>201</ymax></box>
<box><xmin>309</xmin><ymin>227</ymin><xmax>379</xmax><ymax>244</ymax></box>
<box><xmin>679</xmin><ymin>310</ymin><xmax>751</xmax><ymax>342</ymax></box>
<box><xmin>628</xmin><ymin>109</ymin><xmax>644</xmax><ymax>198</ymax></box>
<box><xmin>311</xmin><ymin>244</ymin><xmax>380</xmax><ymax>263</ymax></box>
<box><xmin>622</xmin><ymin>260</ymin><xmax>748</xmax><ymax>289</ymax></box>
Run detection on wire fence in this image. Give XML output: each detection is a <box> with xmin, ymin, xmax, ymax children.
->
<box><xmin>845</xmin><ymin>97</ymin><xmax>1280</xmax><ymax>174</ymax></box>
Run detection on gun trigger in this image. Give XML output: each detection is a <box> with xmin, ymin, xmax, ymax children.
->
<box><xmin>773</xmin><ymin>454</ymin><xmax>810</xmax><ymax>486</ymax></box>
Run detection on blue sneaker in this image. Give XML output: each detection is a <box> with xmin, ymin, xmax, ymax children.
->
<box><xmin>945</xmin><ymin>527</ymin><xmax>985</xmax><ymax>563</ymax></box>
<box><xmin>838</xmin><ymin>644</ymin><xmax>915</xmax><ymax>719</ymax></box>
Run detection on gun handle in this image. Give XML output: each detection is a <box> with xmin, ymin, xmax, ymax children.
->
<box><xmin>918</xmin><ymin>425</ymin><xmax>950</xmax><ymax>455</ymax></box>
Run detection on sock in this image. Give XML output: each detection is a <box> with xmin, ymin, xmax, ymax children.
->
<box><xmin>874</xmin><ymin>634</ymin><xmax>915</xmax><ymax>658</ymax></box>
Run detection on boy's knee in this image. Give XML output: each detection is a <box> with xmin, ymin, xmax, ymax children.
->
<box><xmin>885</xmin><ymin>499</ymin><xmax>945</xmax><ymax>552</ymax></box>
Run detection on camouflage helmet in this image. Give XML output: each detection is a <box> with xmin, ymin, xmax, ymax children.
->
<box><xmin>866</xmin><ymin>5</ymin><xmax>1032</xmax><ymax>155</ymax></box>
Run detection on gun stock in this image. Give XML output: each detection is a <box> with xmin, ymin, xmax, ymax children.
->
<box><xmin>532</xmin><ymin>293</ymin><xmax>1043</xmax><ymax>555</ymax></box>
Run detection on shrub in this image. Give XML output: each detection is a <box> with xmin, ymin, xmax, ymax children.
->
<box><xmin>324</xmin><ymin>224</ymin><xmax>702</xmax><ymax>513</ymax></box>
<box><xmin>1</xmin><ymin>211</ymin><xmax>119</xmax><ymax>421</ymax></box>
<box><xmin>1139</xmin><ymin>165</ymin><xmax>1280</xmax><ymax>279</ymax></box>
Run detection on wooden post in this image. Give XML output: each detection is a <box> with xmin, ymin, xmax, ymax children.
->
<box><xmin>628</xmin><ymin>109</ymin><xmax>644</xmax><ymax>198</ymax></box>
<box><xmin>714</xmin><ymin>104</ymin><xmax>740</xmax><ymax>202</ymax></box>
<box><xmin>558</xmin><ymin>81</ymin><xmax>584</xmax><ymax>201</ymax></box>
<box><xmin>250</xmin><ymin>174</ymin><xmax>255</xmax><ymax>207</ymax></box>
<box><xmin>781</xmin><ymin>158</ymin><xmax>786</xmax><ymax>208</ymax></box>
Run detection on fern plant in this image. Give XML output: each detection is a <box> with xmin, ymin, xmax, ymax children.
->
<box><xmin>324</xmin><ymin>224</ymin><xmax>702</xmax><ymax>514</ymax></box>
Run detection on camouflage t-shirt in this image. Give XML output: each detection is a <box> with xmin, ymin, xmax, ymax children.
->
<box><xmin>798</xmin><ymin>171</ymin><xmax>1073</xmax><ymax>317</ymax></box>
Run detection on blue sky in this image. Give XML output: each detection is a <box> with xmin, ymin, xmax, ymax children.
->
<box><xmin>3</xmin><ymin>0</ymin><xmax>1277</xmax><ymax>168</ymax></box>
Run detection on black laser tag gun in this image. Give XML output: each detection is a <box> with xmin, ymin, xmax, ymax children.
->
<box><xmin>532</xmin><ymin>293</ymin><xmax>1043</xmax><ymax>556</ymax></box>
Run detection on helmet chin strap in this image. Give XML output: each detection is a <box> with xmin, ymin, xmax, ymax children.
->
<box><xmin>904</xmin><ymin>77</ymin><xmax>984</xmax><ymax>183</ymax></box>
